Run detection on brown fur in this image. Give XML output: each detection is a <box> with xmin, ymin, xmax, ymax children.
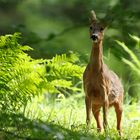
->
<box><xmin>83</xmin><ymin>11</ymin><xmax>123</xmax><ymax>135</ymax></box>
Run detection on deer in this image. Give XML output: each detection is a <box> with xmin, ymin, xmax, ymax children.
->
<box><xmin>83</xmin><ymin>10</ymin><xmax>124</xmax><ymax>136</ymax></box>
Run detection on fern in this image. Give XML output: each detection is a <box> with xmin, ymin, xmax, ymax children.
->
<box><xmin>116</xmin><ymin>36</ymin><xmax>140</xmax><ymax>76</ymax></box>
<box><xmin>116</xmin><ymin>35</ymin><xmax>140</xmax><ymax>100</ymax></box>
<box><xmin>0</xmin><ymin>33</ymin><xmax>84</xmax><ymax>113</ymax></box>
<box><xmin>45</xmin><ymin>53</ymin><xmax>84</xmax><ymax>93</ymax></box>
<box><xmin>0</xmin><ymin>33</ymin><xmax>47</xmax><ymax>113</ymax></box>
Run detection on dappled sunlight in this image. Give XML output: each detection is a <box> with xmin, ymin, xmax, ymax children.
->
<box><xmin>0</xmin><ymin>0</ymin><xmax>140</xmax><ymax>139</ymax></box>
<box><xmin>24</xmin><ymin>93</ymin><xmax>140</xmax><ymax>139</ymax></box>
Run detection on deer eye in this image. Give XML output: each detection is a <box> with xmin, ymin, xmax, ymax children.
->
<box><xmin>100</xmin><ymin>27</ymin><xmax>104</xmax><ymax>31</ymax></box>
<box><xmin>90</xmin><ymin>26</ymin><xmax>93</xmax><ymax>30</ymax></box>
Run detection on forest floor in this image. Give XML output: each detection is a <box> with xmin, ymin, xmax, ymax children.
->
<box><xmin>23</xmin><ymin>93</ymin><xmax>140</xmax><ymax>140</ymax></box>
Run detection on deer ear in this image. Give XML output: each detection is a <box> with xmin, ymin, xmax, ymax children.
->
<box><xmin>90</xmin><ymin>10</ymin><xmax>97</xmax><ymax>21</ymax></box>
<box><xmin>100</xmin><ymin>22</ymin><xmax>107</xmax><ymax>30</ymax></box>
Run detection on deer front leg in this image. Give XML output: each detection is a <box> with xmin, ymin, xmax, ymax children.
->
<box><xmin>100</xmin><ymin>85</ymin><xmax>109</xmax><ymax>130</ymax></box>
<box><xmin>85</xmin><ymin>96</ymin><xmax>92</xmax><ymax>127</ymax></box>
<box><xmin>103</xmin><ymin>99</ymin><xmax>109</xmax><ymax>130</ymax></box>
<box><xmin>92</xmin><ymin>104</ymin><xmax>102</xmax><ymax>132</ymax></box>
<box><xmin>114</xmin><ymin>101</ymin><xmax>123</xmax><ymax>136</ymax></box>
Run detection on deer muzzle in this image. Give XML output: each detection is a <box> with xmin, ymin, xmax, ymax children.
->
<box><xmin>91</xmin><ymin>34</ymin><xmax>98</xmax><ymax>41</ymax></box>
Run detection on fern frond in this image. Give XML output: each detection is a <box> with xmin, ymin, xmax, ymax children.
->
<box><xmin>116</xmin><ymin>40</ymin><xmax>140</xmax><ymax>69</ymax></box>
<box><xmin>122</xmin><ymin>58</ymin><xmax>140</xmax><ymax>76</ymax></box>
<box><xmin>129</xmin><ymin>34</ymin><xmax>140</xmax><ymax>43</ymax></box>
<box><xmin>0</xmin><ymin>33</ymin><xmax>47</xmax><ymax>113</ymax></box>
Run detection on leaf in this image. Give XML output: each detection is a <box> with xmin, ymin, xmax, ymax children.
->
<box><xmin>122</xmin><ymin>58</ymin><xmax>140</xmax><ymax>76</ymax></box>
<box><xmin>0</xmin><ymin>33</ymin><xmax>47</xmax><ymax>113</ymax></box>
<box><xmin>129</xmin><ymin>34</ymin><xmax>140</xmax><ymax>42</ymax></box>
<box><xmin>116</xmin><ymin>40</ymin><xmax>140</xmax><ymax>69</ymax></box>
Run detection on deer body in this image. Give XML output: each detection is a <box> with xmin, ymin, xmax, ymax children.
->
<box><xmin>83</xmin><ymin>10</ymin><xmax>123</xmax><ymax>135</ymax></box>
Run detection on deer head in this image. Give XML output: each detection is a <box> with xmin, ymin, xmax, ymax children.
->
<box><xmin>89</xmin><ymin>10</ymin><xmax>105</xmax><ymax>43</ymax></box>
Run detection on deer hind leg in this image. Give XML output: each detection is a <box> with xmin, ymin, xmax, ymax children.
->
<box><xmin>85</xmin><ymin>96</ymin><xmax>92</xmax><ymax>127</ymax></box>
<box><xmin>114</xmin><ymin>101</ymin><xmax>123</xmax><ymax>136</ymax></box>
<box><xmin>92</xmin><ymin>104</ymin><xmax>102</xmax><ymax>132</ymax></box>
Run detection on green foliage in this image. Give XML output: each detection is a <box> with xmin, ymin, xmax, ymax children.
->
<box><xmin>0</xmin><ymin>33</ymin><xmax>86</xmax><ymax>140</ymax></box>
<box><xmin>116</xmin><ymin>42</ymin><xmax>140</xmax><ymax>75</ymax></box>
<box><xmin>2</xmin><ymin>94</ymin><xmax>140</xmax><ymax>140</ymax></box>
<box><xmin>0</xmin><ymin>33</ymin><xmax>84</xmax><ymax>114</ymax></box>
<box><xmin>0</xmin><ymin>33</ymin><xmax>47</xmax><ymax>113</ymax></box>
<box><xmin>116</xmin><ymin>35</ymin><xmax>140</xmax><ymax>100</ymax></box>
<box><xmin>45</xmin><ymin>53</ymin><xmax>84</xmax><ymax>94</ymax></box>
<box><xmin>0</xmin><ymin>33</ymin><xmax>140</xmax><ymax>140</ymax></box>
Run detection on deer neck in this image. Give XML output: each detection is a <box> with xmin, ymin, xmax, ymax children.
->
<box><xmin>90</xmin><ymin>40</ymin><xmax>103</xmax><ymax>72</ymax></box>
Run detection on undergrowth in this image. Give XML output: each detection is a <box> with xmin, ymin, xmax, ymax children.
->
<box><xmin>22</xmin><ymin>94</ymin><xmax>140</xmax><ymax>140</ymax></box>
<box><xmin>0</xmin><ymin>33</ymin><xmax>140</xmax><ymax>139</ymax></box>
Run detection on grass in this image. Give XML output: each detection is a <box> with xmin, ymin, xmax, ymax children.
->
<box><xmin>23</xmin><ymin>92</ymin><xmax>140</xmax><ymax>140</ymax></box>
<box><xmin>0</xmin><ymin>92</ymin><xmax>139</xmax><ymax>140</ymax></box>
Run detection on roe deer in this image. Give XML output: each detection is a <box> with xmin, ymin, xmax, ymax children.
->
<box><xmin>83</xmin><ymin>10</ymin><xmax>124</xmax><ymax>136</ymax></box>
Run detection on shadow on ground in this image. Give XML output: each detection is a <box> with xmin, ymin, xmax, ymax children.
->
<box><xmin>0</xmin><ymin>113</ymin><xmax>95</xmax><ymax>140</ymax></box>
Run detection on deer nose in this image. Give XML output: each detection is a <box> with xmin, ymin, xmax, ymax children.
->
<box><xmin>91</xmin><ymin>34</ymin><xmax>98</xmax><ymax>40</ymax></box>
